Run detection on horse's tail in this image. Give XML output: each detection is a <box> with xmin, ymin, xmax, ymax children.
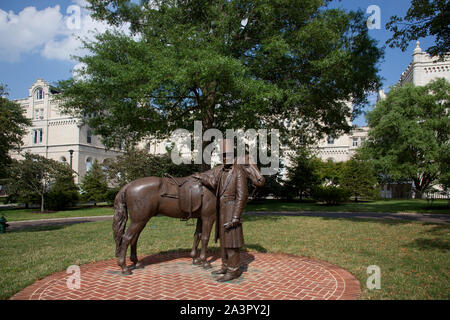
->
<box><xmin>113</xmin><ymin>184</ymin><xmax>129</xmax><ymax>257</ymax></box>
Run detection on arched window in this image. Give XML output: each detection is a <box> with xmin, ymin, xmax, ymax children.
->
<box><xmin>35</xmin><ymin>88</ymin><xmax>44</xmax><ymax>100</ymax></box>
<box><xmin>86</xmin><ymin>157</ymin><xmax>93</xmax><ymax>171</ymax></box>
<box><xmin>60</xmin><ymin>156</ymin><xmax>67</xmax><ymax>163</ymax></box>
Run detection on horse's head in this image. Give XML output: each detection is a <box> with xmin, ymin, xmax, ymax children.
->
<box><xmin>235</xmin><ymin>155</ymin><xmax>265</xmax><ymax>188</ymax></box>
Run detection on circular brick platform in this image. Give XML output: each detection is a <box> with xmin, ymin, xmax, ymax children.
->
<box><xmin>10</xmin><ymin>252</ymin><xmax>360</xmax><ymax>300</ymax></box>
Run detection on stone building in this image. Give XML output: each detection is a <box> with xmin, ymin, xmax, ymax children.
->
<box><xmin>11</xmin><ymin>78</ymin><xmax>123</xmax><ymax>183</ymax></box>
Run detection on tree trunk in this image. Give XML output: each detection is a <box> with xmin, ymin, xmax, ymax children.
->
<box><xmin>40</xmin><ymin>192</ymin><xmax>44</xmax><ymax>212</ymax></box>
<box><xmin>414</xmin><ymin>191</ymin><xmax>423</xmax><ymax>199</ymax></box>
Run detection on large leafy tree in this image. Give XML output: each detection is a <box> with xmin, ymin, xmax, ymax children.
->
<box><xmin>57</xmin><ymin>0</ymin><xmax>382</xmax><ymax>158</ymax></box>
<box><xmin>386</xmin><ymin>0</ymin><xmax>449</xmax><ymax>58</ymax></box>
<box><xmin>0</xmin><ymin>84</ymin><xmax>31</xmax><ymax>179</ymax></box>
<box><xmin>362</xmin><ymin>79</ymin><xmax>450</xmax><ymax>199</ymax></box>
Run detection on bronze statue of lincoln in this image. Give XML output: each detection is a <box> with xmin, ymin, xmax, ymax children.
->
<box><xmin>193</xmin><ymin>138</ymin><xmax>257</xmax><ymax>282</ymax></box>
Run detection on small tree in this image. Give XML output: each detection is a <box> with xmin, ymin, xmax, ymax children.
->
<box><xmin>46</xmin><ymin>165</ymin><xmax>79</xmax><ymax>210</ymax></box>
<box><xmin>340</xmin><ymin>157</ymin><xmax>378</xmax><ymax>202</ymax></box>
<box><xmin>316</xmin><ymin>159</ymin><xmax>345</xmax><ymax>186</ymax></box>
<box><xmin>284</xmin><ymin>148</ymin><xmax>321</xmax><ymax>200</ymax></box>
<box><xmin>80</xmin><ymin>159</ymin><xmax>108</xmax><ymax>205</ymax></box>
<box><xmin>6</xmin><ymin>153</ymin><xmax>76</xmax><ymax>212</ymax></box>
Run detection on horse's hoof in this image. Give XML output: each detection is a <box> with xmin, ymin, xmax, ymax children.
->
<box><xmin>193</xmin><ymin>258</ymin><xmax>202</xmax><ymax>265</ymax></box>
<box><xmin>121</xmin><ymin>268</ymin><xmax>132</xmax><ymax>275</ymax></box>
<box><xmin>135</xmin><ymin>261</ymin><xmax>145</xmax><ymax>269</ymax></box>
<box><xmin>202</xmin><ymin>261</ymin><xmax>212</xmax><ymax>269</ymax></box>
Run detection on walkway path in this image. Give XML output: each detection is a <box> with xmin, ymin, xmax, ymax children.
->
<box><xmin>7</xmin><ymin>210</ymin><xmax>449</xmax><ymax>231</ymax></box>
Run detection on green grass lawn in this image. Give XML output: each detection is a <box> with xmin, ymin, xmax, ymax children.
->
<box><xmin>246</xmin><ymin>199</ymin><xmax>450</xmax><ymax>214</ymax></box>
<box><xmin>1</xmin><ymin>199</ymin><xmax>448</xmax><ymax>223</ymax></box>
<box><xmin>0</xmin><ymin>206</ymin><xmax>114</xmax><ymax>222</ymax></box>
<box><xmin>0</xmin><ymin>213</ymin><xmax>448</xmax><ymax>300</ymax></box>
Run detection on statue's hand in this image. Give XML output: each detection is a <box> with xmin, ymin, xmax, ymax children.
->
<box><xmin>230</xmin><ymin>217</ymin><xmax>240</xmax><ymax>228</ymax></box>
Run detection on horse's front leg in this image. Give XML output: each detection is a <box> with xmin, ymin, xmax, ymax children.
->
<box><xmin>199</xmin><ymin>215</ymin><xmax>215</xmax><ymax>269</ymax></box>
<box><xmin>191</xmin><ymin>218</ymin><xmax>202</xmax><ymax>265</ymax></box>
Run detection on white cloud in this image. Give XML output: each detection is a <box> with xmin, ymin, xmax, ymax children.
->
<box><xmin>0</xmin><ymin>6</ymin><xmax>64</xmax><ymax>62</ymax></box>
<box><xmin>0</xmin><ymin>1</ymin><xmax>126</xmax><ymax>63</ymax></box>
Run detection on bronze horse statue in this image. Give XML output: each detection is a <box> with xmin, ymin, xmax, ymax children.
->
<box><xmin>112</xmin><ymin>157</ymin><xmax>265</xmax><ymax>275</ymax></box>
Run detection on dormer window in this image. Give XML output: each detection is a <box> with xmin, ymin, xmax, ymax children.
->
<box><xmin>35</xmin><ymin>88</ymin><xmax>44</xmax><ymax>100</ymax></box>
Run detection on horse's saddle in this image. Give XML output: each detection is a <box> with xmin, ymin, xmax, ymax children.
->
<box><xmin>160</xmin><ymin>174</ymin><xmax>203</xmax><ymax>220</ymax></box>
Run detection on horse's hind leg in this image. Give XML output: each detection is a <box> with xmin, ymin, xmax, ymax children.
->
<box><xmin>118</xmin><ymin>221</ymin><xmax>146</xmax><ymax>275</ymax></box>
<box><xmin>191</xmin><ymin>218</ymin><xmax>202</xmax><ymax>265</ymax></box>
<box><xmin>130</xmin><ymin>221</ymin><xmax>148</xmax><ymax>269</ymax></box>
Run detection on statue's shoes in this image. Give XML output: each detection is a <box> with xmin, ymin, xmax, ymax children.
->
<box><xmin>211</xmin><ymin>268</ymin><xmax>227</xmax><ymax>275</ymax></box>
<box><xmin>216</xmin><ymin>271</ymin><xmax>242</xmax><ymax>282</ymax></box>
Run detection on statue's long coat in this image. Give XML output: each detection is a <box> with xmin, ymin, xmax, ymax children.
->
<box><xmin>198</xmin><ymin>164</ymin><xmax>248</xmax><ymax>248</ymax></box>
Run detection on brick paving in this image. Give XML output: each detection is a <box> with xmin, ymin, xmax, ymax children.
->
<box><xmin>10</xmin><ymin>252</ymin><xmax>360</xmax><ymax>300</ymax></box>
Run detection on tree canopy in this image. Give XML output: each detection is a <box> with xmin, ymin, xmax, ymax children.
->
<box><xmin>362</xmin><ymin>78</ymin><xmax>450</xmax><ymax>198</ymax></box>
<box><xmin>57</xmin><ymin>0</ymin><xmax>382</xmax><ymax>156</ymax></box>
<box><xmin>386</xmin><ymin>0</ymin><xmax>449</xmax><ymax>58</ymax></box>
<box><xmin>6</xmin><ymin>153</ymin><xmax>77</xmax><ymax>212</ymax></box>
<box><xmin>0</xmin><ymin>84</ymin><xmax>31</xmax><ymax>178</ymax></box>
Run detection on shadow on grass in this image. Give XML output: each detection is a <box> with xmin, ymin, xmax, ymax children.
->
<box><xmin>407</xmin><ymin>238</ymin><xmax>450</xmax><ymax>251</ymax></box>
<box><xmin>6</xmin><ymin>221</ymin><xmax>93</xmax><ymax>233</ymax></box>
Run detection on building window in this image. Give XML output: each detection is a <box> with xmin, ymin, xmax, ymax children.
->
<box><xmin>60</xmin><ymin>156</ymin><xmax>67</xmax><ymax>163</ymax></box>
<box><xmin>34</xmin><ymin>108</ymin><xmax>44</xmax><ymax>120</ymax></box>
<box><xmin>86</xmin><ymin>157</ymin><xmax>93</xmax><ymax>171</ymax></box>
<box><xmin>352</xmin><ymin>137</ymin><xmax>358</xmax><ymax>147</ymax></box>
<box><xmin>32</xmin><ymin>129</ymin><xmax>43</xmax><ymax>144</ymax></box>
<box><xmin>361</xmin><ymin>137</ymin><xmax>366</xmax><ymax>145</ymax></box>
<box><xmin>327</xmin><ymin>136</ymin><xmax>335</xmax><ymax>145</ymax></box>
<box><xmin>35</xmin><ymin>88</ymin><xmax>44</xmax><ymax>100</ymax></box>
<box><xmin>87</xmin><ymin>130</ymin><xmax>92</xmax><ymax>144</ymax></box>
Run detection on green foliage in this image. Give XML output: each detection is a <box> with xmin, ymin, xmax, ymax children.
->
<box><xmin>105</xmin><ymin>187</ymin><xmax>121</xmax><ymax>205</ymax></box>
<box><xmin>80</xmin><ymin>159</ymin><xmax>108</xmax><ymax>204</ymax></box>
<box><xmin>284</xmin><ymin>148</ymin><xmax>322</xmax><ymax>200</ymax></box>
<box><xmin>311</xmin><ymin>185</ymin><xmax>351</xmax><ymax>205</ymax></box>
<box><xmin>0</xmin><ymin>84</ymin><xmax>31</xmax><ymax>179</ymax></box>
<box><xmin>386</xmin><ymin>0</ymin><xmax>449</xmax><ymax>57</ymax></box>
<box><xmin>56</xmin><ymin>0</ymin><xmax>382</xmax><ymax>152</ymax></box>
<box><xmin>46</xmin><ymin>165</ymin><xmax>79</xmax><ymax>210</ymax></box>
<box><xmin>340</xmin><ymin>157</ymin><xmax>378</xmax><ymax>202</ymax></box>
<box><xmin>252</xmin><ymin>172</ymin><xmax>285</xmax><ymax>200</ymax></box>
<box><xmin>316</xmin><ymin>159</ymin><xmax>345</xmax><ymax>186</ymax></box>
<box><xmin>5</xmin><ymin>153</ymin><xmax>77</xmax><ymax>212</ymax></box>
<box><xmin>362</xmin><ymin>79</ymin><xmax>450</xmax><ymax>198</ymax></box>
<box><xmin>104</xmin><ymin>148</ymin><xmax>201</xmax><ymax>187</ymax></box>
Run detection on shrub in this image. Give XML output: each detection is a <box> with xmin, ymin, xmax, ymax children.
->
<box><xmin>46</xmin><ymin>190</ymin><xmax>79</xmax><ymax>211</ymax></box>
<box><xmin>311</xmin><ymin>185</ymin><xmax>351</xmax><ymax>205</ymax></box>
<box><xmin>105</xmin><ymin>187</ymin><xmax>121</xmax><ymax>205</ymax></box>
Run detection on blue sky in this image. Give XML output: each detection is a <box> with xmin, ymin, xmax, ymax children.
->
<box><xmin>0</xmin><ymin>0</ymin><xmax>436</xmax><ymax>125</ymax></box>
